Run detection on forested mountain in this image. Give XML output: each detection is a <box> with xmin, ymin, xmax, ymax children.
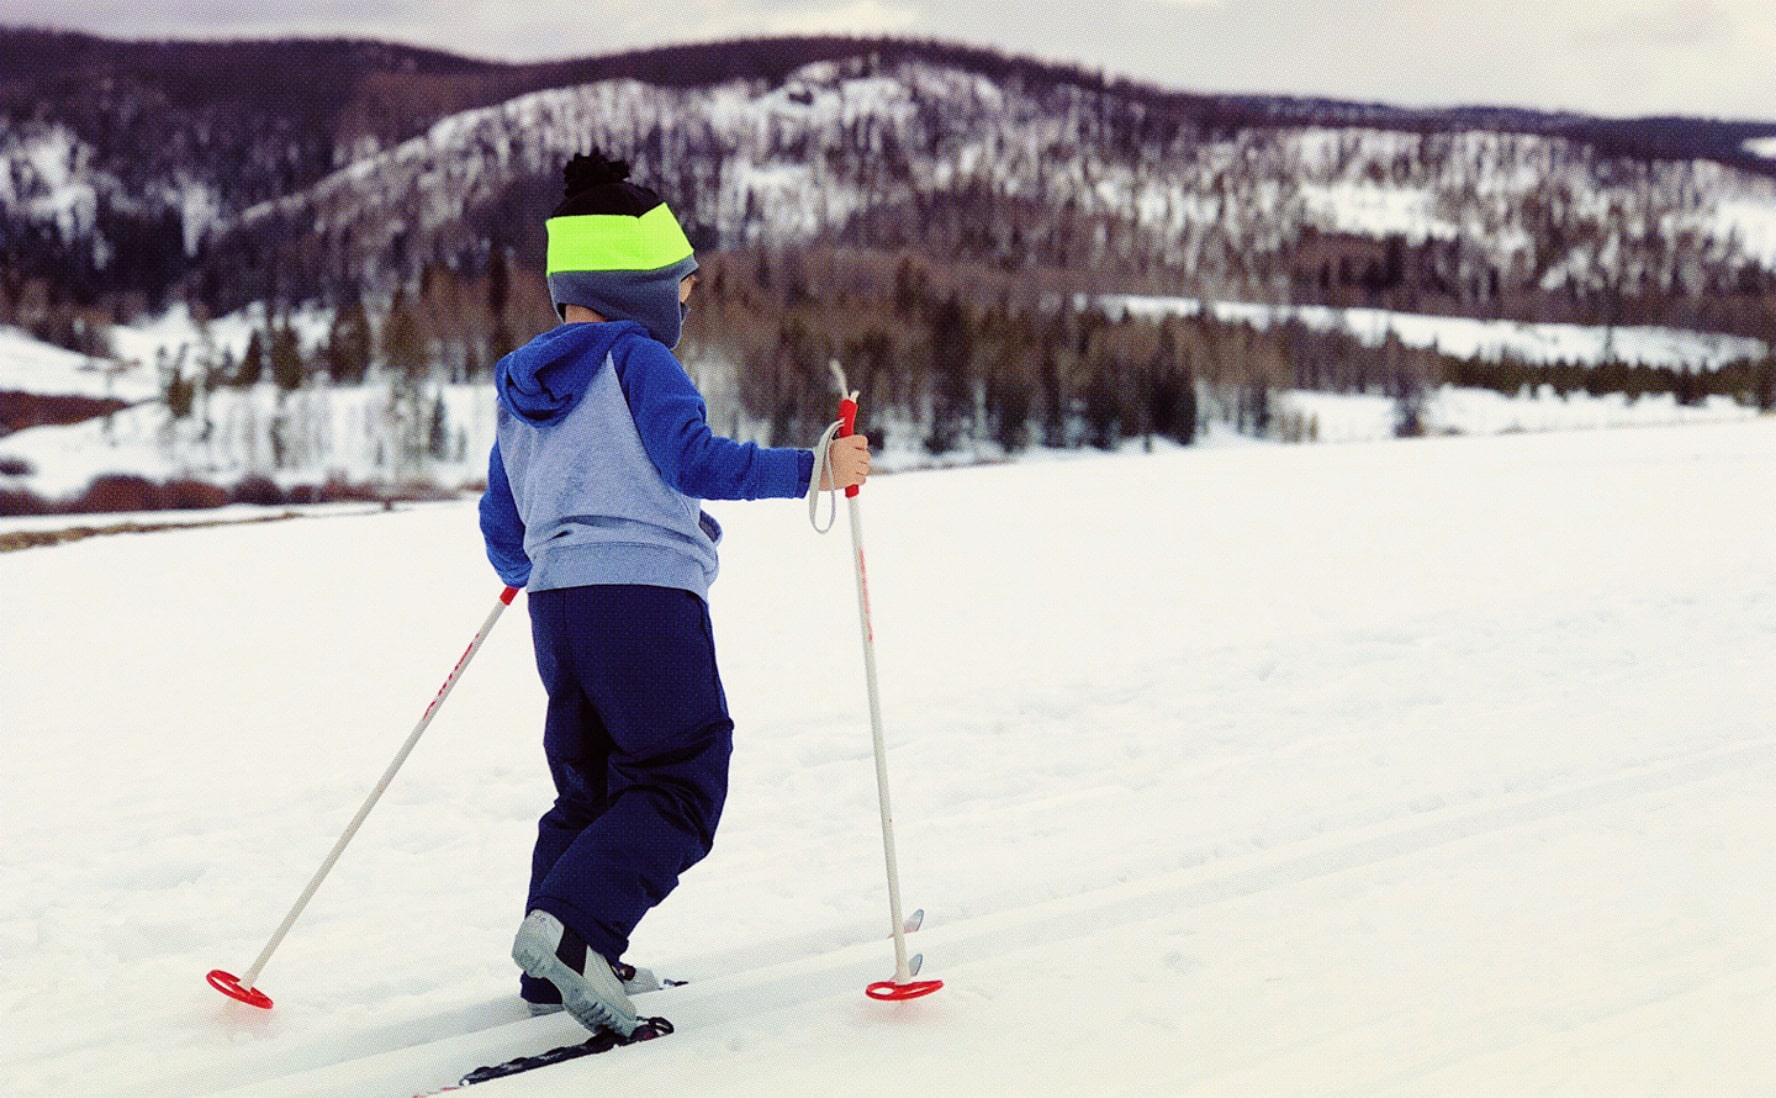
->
<box><xmin>5</xmin><ymin>29</ymin><xmax>1775</xmax><ymax>343</ymax></box>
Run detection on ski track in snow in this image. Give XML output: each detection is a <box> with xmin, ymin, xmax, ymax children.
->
<box><xmin>165</xmin><ymin>735</ymin><xmax>1776</xmax><ymax>1097</ymax></box>
<box><xmin>3</xmin><ymin>420</ymin><xmax>1773</xmax><ymax>1096</ymax></box>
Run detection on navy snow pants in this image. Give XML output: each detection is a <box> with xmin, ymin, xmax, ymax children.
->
<box><xmin>522</xmin><ymin>584</ymin><xmax>733</xmax><ymax>988</ymax></box>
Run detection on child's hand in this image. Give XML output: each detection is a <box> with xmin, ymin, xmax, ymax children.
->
<box><xmin>822</xmin><ymin>434</ymin><xmax>871</xmax><ymax>491</ymax></box>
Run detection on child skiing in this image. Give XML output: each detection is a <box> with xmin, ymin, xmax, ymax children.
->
<box><xmin>478</xmin><ymin>148</ymin><xmax>870</xmax><ymax>1036</ymax></box>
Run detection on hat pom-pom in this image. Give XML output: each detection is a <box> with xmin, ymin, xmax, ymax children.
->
<box><xmin>563</xmin><ymin>148</ymin><xmax>632</xmax><ymax>197</ymax></box>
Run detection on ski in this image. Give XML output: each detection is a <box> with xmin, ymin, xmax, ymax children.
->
<box><xmin>416</xmin><ymin>912</ymin><xmax>925</xmax><ymax>1095</ymax></box>
<box><xmin>416</xmin><ymin>1018</ymin><xmax>674</xmax><ymax>1094</ymax></box>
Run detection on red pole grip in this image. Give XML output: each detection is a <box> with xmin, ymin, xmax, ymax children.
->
<box><xmin>837</xmin><ymin>397</ymin><xmax>860</xmax><ymax>498</ymax></box>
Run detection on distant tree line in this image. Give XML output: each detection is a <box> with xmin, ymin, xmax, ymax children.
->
<box><xmin>137</xmin><ymin>241</ymin><xmax>1776</xmax><ymax>458</ymax></box>
<box><xmin>681</xmin><ymin>246</ymin><xmax>1776</xmax><ymax>452</ymax></box>
<box><xmin>11</xmin><ymin>235</ymin><xmax>1770</xmax><ymax>491</ymax></box>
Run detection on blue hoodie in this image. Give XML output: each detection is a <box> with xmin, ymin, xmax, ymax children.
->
<box><xmin>479</xmin><ymin>321</ymin><xmax>815</xmax><ymax>596</ymax></box>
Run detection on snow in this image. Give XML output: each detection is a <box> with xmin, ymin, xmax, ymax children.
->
<box><xmin>1281</xmin><ymin>386</ymin><xmax>1760</xmax><ymax>442</ymax></box>
<box><xmin>1715</xmin><ymin>197</ymin><xmax>1776</xmax><ymax>267</ymax></box>
<box><xmin>2</xmin><ymin>302</ymin><xmax>335</xmax><ymax>408</ymax></box>
<box><xmin>3</xmin><ymin>418</ymin><xmax>1773</xmax><ymax>1095</ymax></box>
<box><xmin>2</xmin><ymin>313</ymin><xmax>491</xmax><ymax>500</ymax></box>
<box><xmin>1099</xmin><ymin>294</ymin><xmax>1770</xmax><ymax>371</ymax></box>
<box><xmin>1298</xmin><ymin>182</ymin><xmax>1457</xmax><ymax>242</ymax></box>
<box><xmin>0</xmin><ymin>380</ymin><xmax>495</xmax><ymax>498</ymax></box>
<box><xmin>0</xmin><ymin>327</ymin><xmax>158</xmax><ymax>403</ymax></box>
<box><xmin>0</xmin><ymin>125</ymin><xmax>103</xmax><ymax>241</ymax></box>
<box><xmin>104</xmin><ymin>303</ymin><xmax>335</xmax><ymax>371</ymax></box>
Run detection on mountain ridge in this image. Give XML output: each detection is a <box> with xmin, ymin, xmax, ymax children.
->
<box><xmin>3</xmin><ymin>28</ymin><xmax>1774</xmax><ymax>339</ymax></box>
<box><xmin>7</xmin><ymin>27</ymin><xmax>1773</xmax><ymax>190</ymax></box>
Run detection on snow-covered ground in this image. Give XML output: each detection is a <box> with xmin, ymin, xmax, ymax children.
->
<box><xmin>3</xmin><ymin>418</ymin><xmax>1772</xmax><ymax>1096</ymax></box>
<box><xmin>1098</xmin><ymin>294</ymin><xmax>1770</xmax><ymax>372</ymax></box>
<box><xmin>0</xmin><ymin>381</ymin><xmax>496</xmax><ymax>498</ymax></box>
<box><xmin>0</xmin><ymin>327</ymin><xmax>159</xmax><ymax>403</ymax></box>
<box><xmin>1</xmin><ymin>306</ymin><xmax>333</xmax><ymax>405</ymax></box>
<box><xmin>102</xmin><ymin>302</ymin><xmax>336</xmax><ymax>374</ymax></box>
<box><xmin>1280</xmin><ymin>386</ymin><xmax>1760</xmax><ymax>443</ymax></box>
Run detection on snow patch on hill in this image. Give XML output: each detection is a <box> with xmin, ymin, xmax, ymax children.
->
<box><xmin>0</xmin><ymin>124</ymin><xmax>104</xmax><ymax>241</ymax></box>
<box><xmin>1098</xmin><ymin>294</ymin><xmax>1769</xmax><ymax>370</ymax></box>
<box><xmin>1</xmin><ymin>326</ymin><xmax>155</xmax><ymax>402</ymax></box>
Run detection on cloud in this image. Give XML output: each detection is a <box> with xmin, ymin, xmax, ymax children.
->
<box><xmin>766</xmin><ymin>0</ymin><xmax>921</xmax><ymax>34</ymax></box>
<box><xmin>1575</xmin><ymin>0</ymin><xmax>1736</xmax><ymax>47</ymax></box>
<box><xmin>669</xmin><ymin>0</ymin><xmax>921</xmax><ymax>42</ymax></box>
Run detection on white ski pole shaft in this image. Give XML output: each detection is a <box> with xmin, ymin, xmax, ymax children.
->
<box><xmin>829</xmin><ymin>391</ymin><xmax>915</xmax><ymax>983</ymax></box>
<box><xmin>845</xmin><ymin>492</ymin><xmax>915</xmax><ymax>982</ymax></box>
<box><xmin>233</xmin><ymin>586</ymin><xmax>518</xmax><ymax>993</ymax></box>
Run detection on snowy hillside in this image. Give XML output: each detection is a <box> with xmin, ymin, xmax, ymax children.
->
<box><xmin>0</xmin><ymin>380</ymin><xmax>495</xmax><ymax>498</ymax></box>
<box><xmin>16</xmin><ymin>49</ymin><xmax>1776</xmax><ymax>298</ymax></box>
<box><xmin>223</xmin><ymin>57</ymin><xmax>1776</xmax><ymax>295</ymax></box>
<box><xmin>3</xmin><ymin>419</ymin><xmax>1773</xmax><ymax>1095</ymax></box>
<box><xmin>2</xmin><ymin>315</ymin><xmax>492</xmax><ymax>499</ymax></box>
<box><xmin>0</xmin><ymin>326</ymin><xmax>158</xmax><ymax>403</ymax></box>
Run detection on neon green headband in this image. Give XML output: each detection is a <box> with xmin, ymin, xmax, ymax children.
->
<box><xmin>545</xmin><ymin>204</ymin><xmax>694</xmax><ymax>275</ymax></box>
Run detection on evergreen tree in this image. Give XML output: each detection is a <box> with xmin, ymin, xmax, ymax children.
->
<box><xmin>844</xmin><ymin>327</ymin><xmax>893</xmax><ymax>402</ymax></box>
<box><xmin>1147</xmin><ymin>326</ymin><xmax>1196</xmax><ymax>445</ymax></box>
<box><xmin>165</xmin><ymin>367</ymin><xmax>195</xmax><ymax>419</ymax></box>
<box><xmin>269</xmin><ymin>319</ymin><xmax>305</xmax><ymax>391</ymax></box>
<box><xmin>237</xmin><ymin>327</ymin><xmax>265</xmax><ymax>386</ymax></box>
<box><xmin>326</xmin><ymin>297</ymin><xmax>373</xmax><ymax>383</ymax></box>
<box><xmin>1760</xmin><ymin>307</ymin><xmax>1776</xmax><ymax>412</ymax></box>
<box><xmin>925</xmin><ymin>295</ymin><xmax>973</xmax><ymax>454</ymax></box>
<box><xmin>985</xmin><ymin>362</ymin><xmax>1033</xmax><ymax>453</ymax></box>
<box><xmin>765</xmin><ymin>317</ymin><xmax>822</xmax><ymax>444</ymax></box>
<box><xmin>427</xmin><ymin>390</ymin><xmax>451</xmax><ymax>460</ymax></box>
<box><xmin>381</xmin><ymin>291</ymin><xmax>425</xmax><ymax>378</ymax></box>
<box><xmin>1038</xmin><ymin>315</ymin><xmax>1070</xmax><ymax>448</ymax></box>
<box><xmin>893</xmin><ymin>257</ymin><xmax>926</xmax><ymax>317</ymax></box>
<box><xmin>487</xmin><ymin>320</ymin><xmax>518</xmax><ymax>367</ymax></box>
<box><xmin>1083</xmin><ymin>351</ymin><xmax>1123</xmax><ymax>451</ymax></box>
<box><xmin>484</xmin><ymin>248</ymin><xmax>516</xmax><ymax>369</ymax></box>
<box><xmin>487</xmin><ymin>247</ymin><xmax>510</xmax><ymax>317</ymax></box>
<box><xmin>982</xmin><ymin>313</ymin><xmax>1034</xmax><ymax>453</ymax></box>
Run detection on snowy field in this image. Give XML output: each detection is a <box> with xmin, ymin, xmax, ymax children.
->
<box><xmin>1279</xmin><ymin>386</ymin><xmax>1760</xmax><ymax>443</ymax></box>
<box><xmin>1098</xmin><ymin>295</ymin><xmax>1769</xmax><ymax>372</ymax></box>
<box><xmin>3</xmin><ymin>419</ymin><xmax>1774</xmax><ymax>1096</ymax></box>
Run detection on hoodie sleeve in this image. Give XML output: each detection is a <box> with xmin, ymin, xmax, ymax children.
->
<box><xmin>614</xmin><ymin>339</ymin><xmax>815</xmax><ymax>501</ymax></box>
<box><xmin>478</xmin><ymin>439</ymin><xmax>531</xmax><ymax>588</ymax></box>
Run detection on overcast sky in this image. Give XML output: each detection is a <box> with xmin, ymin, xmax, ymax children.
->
<box><xmin>10</xmin><ymin>0</ymin><xmax>1775</xmax><ymax>122</ymax></box>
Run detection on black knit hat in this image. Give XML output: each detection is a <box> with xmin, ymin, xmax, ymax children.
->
<box><xmin>551</xmin><ymin>148</ymin><xmax>665</xmax><ymax>218</ymax></box>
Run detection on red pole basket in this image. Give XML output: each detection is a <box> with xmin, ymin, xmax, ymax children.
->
<box><xmin>866</xmin><ymin>978</ymin><xmax>944</xmax><ymax>1001</ymax></box>
<box><xmin>207</xmin><ymin>969</ymin><xmax>274</xmax><ymax>1009</ymax></box>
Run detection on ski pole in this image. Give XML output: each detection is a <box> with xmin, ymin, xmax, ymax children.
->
<box><xmin>207</xmin><ymin>585</ymin><xmax>520</xmax><ymax>1010</ymax></box>
<box><xmin>816</xmin><ymin>362</ymin><xmax>942</xmax><ymax>1002</ymax></box>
